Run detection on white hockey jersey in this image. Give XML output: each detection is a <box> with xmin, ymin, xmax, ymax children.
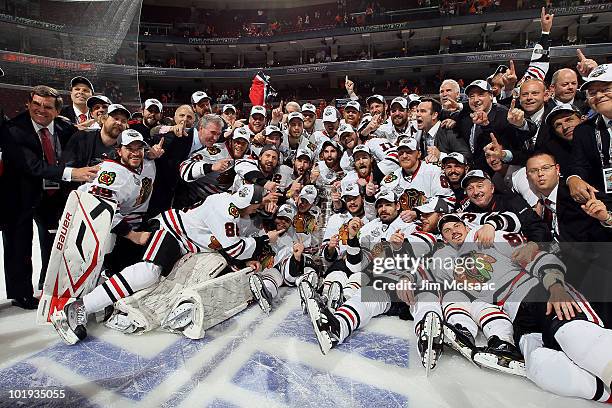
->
<box><xmin>380</xmin><ymin>161</ymin><xmax>453</xmax><ymax>210</ymax></box>
<box><xmin>158</xmin><ymin>192</ymin><xmax>261</xmax><ymax>260</ymax></box>
<box><xmin>315</xmin><ymin>160</ymin><xmax>345</xmax><ymax>186</ymax></box>
<box><xmin>430</xmin><ymin>229</ymin><xmax>565</xmax><ymax>320</ymax></box>
<box><xmin>232</xmin><ymin>159</ymin><xmax>293</xmax><ymax>193</ymax></box>
<box><xmin>179</xmin><ymin>142</ymin><xmax>238</xmax><ymax>198</ymax></box>
<box><xmin>80</xmin><ymin>158</ymin><xmax>156</xmax><ymax>229</ymax></box>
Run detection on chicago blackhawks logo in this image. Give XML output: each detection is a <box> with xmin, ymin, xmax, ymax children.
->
<box><xmin>383</xmin><ymin>174</ymin><xmax>397</xmax><ymax>184</ymax></box>
<box><xmin>207</xmin><ymin>146</ymin><xmax>221</xmax><ymax>155</ymax></box>
<box><xmin>454</xmin><ymin>252</ymin><xmax>496</xmax><ymax>286</ymax></box>
<box><xmin>228</xmin><ymin>203</ymin><xmax>240</xmax><ymax>218</ymax></box>
<box><xmin>98</xmin><ymin>171</ymin><xmax>116</xmax><ymax>186</ymax></box>
<box><xmin>399</xmin><ymin>189</ymin><xmax>427</xmax><ymax>211</ymax></box>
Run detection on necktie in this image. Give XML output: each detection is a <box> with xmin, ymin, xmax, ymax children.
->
<box><xmin>39</xmin><ymin>128</ymin><xmax>56</xmax><ymax>165</ymax></box>
<box><xmin>470</xmin><ymin>124</ymin><xmax>477</xmax><ymax>153</ymax></box>
<box><xmin>79</xmin><ymin>114</ymin><xmax>87</xmax><ymax>123</ymax></box>
<box><xmin>540</xmin><ymin>198</ymin><xmax>555</xmax><ymax>234</ymax></box>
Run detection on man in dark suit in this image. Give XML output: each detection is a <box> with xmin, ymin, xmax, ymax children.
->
<box><xmin>415</xmin><ymin>97</ymin><xmax>471</xmax><ymax>163</ymax></box>
<box><xmin>566</xmin><ymin>64</ymin><xmax>612</xmax><ymax>204</ymax></box>
<box><xmin>453</xmin><ymin>80</ymin><xmax>536</xmax><ymax>172</ymax></box>
<box><xmin>549</xmin><ymin>68</ymin><xmax>590</xmax><ymax>115</ymax></box>
<box><xmin>1</xmin><ymin>86</ymin><xmax>99</xmax><ymax>308</ymax></box>
<box><xmin>59</xmin><ymin>76</ymin><xmax>94</xmax><ymax>126</ymax></box>
<box><xmin>542</xmin><ymin>103</ymin><xmax>584</xmax><ymax>176</ymax></box>
<box><xmin>507</xmin><ymin>78</ymin><xmax>556</xmax><ymax>165</ymax></box>
<box><xmin>527</xmin><ymin>151</ymin><xmax>612</xmax><ymax>327</ymax></box>
<box><xmin>146</xmin><ymin>105</ymin><xmax>197</xmax><ymax>218</ymax></box>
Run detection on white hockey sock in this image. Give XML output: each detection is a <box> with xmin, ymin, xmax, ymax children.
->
<box><xmin>524</xmin><ymin>346</ymin><xmax>612</xmax><ymax>402</ymax></box>
<box><xmin>260</xmin><ymin>268</ymin><xmax>282</xmax><ymax>299</ymax></box>
<box><xmin>555</xmin><ymin>320</ymin><xmax>612</xmax><ymax>387</ymax></box>
<box><xmin>334</xmin><ymin>289</ymin><xmax>390</xmax><ymax>343</ymax></box>
<box><xmin>322</xmin><ymin>270</ymin><xmax>348</xmax><ymax>295</ymax></box>
<box><xmin>411</xmin><ymin>292</ymin><xmax>442</xmax><ymax>336</ymax></box>
<box><xmin>344</xmin><ymin>273</ymin><xmax>367</xmax><ymax>299</ymax></box>
<box><xmin>443</xmin><ymin>302</ymin><xmax>478</xmax><ymax>339</ymax></box>
<box><xmin>477</xmin><ymin>305</ymin><xmax>514</xmax><ymax>344</ymax></box>
<box><xmin>83</xmin><ymin>262</ymin><xmax>161</xmax><ymax>314</ymax></box>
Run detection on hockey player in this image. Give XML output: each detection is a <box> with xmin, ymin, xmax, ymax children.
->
<box><xmin>252</xmin><ymin>125</ymin><xmax>285</xmax><ymax>161</ymax></box>
<box><xmin>340</xmin><ymin>144</ymin><xmax>388</xmax><ymax>190</ymax></box>
<box><xmin>380</xmin><ymin>137</ymin><xmax>453</xmax><ymax>221</ymax></box>
<box><xmin>313</xmin><ymin>138</ymin><xmax>344</xmax><ymax>186</ymax></box>
<box><xmin>292</xmin><ymin>184</ymin><xmax>321</xmax><ymax>249</ymax></box>
<box><xmin>80</xmin><ymin>129</ymin><xmax>157</xmax><ymax>274</ymax></box>
<box><xmin>342</xmin><ymin>100</ymin><xmax>361</xmax><ymax>128</ymax></box>
<box><xmin>249</xmin><ymin>204</ymin><xmax>314</xmax><ymax>314</ymax></box>
<box><xmin>338</xmin><ymin>124</ymin><xmax>360</xmax><ymax>172</ymax></box>
<box><xmin>434</xmin><ymin>214</ymin><xmax>612</xmax><ymax>402</ymax></box>
<box><xmin>282</xmin><ymin>112</ymin><xmax>314</xmax><ymax>166</ymax></box>
<box><xmin>303</xmin><ymin>189</ymin><xmax>440</xmax><ymax>357</ymax></box>
<box><xmin>440</xmin><ymin>153</ymin><xmax>470</xmax><ymax>211</ymax></box>
<box><xmin>301</xmin><ymin>103</ymin><xmax>322</xmax><ymax>138</ymax></box>
<box><xmin>51</xmin><ymin>184</ymin><xmax>285</xmax><ymax>345</ymax></box>
<box><xmin>233</xmin><ymin>144</ymin><xmax>293</xmax><ymax>197</ymax></box>
<box><xmin>360</xmin><ymin>94</ymin><xmax>393</xmax><ymax>141</ymax></box>
<box><xmin>176</xmin><ymin>125</ymin><xmax>251</xmax><ymax>207</ymax></box>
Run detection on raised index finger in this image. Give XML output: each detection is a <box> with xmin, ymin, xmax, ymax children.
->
<box><xmin>576</xmin><ymin>49</ymin><xmax>586</xmax><ymax>62</ymax></box>
<box><xmin>509</xmin><ymin>59</ymin><xmax>515</xmax><ymax>74</ymax></box>
<box><xmin>509</xmin><ymin>98</ymin><xmax>516</xmax><ymax>110</ymax></box>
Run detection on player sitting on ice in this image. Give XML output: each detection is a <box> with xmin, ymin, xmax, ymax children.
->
<box><xmin>249</xmin><ymin>204</ymin><xmax>316</xmax><ymax>314</ymax></box>
<box><xmin>434</xmin><ymin>214</ymin><xmax>612</xmax><ymax>402</ymax></box>
<box><xmin>306</xmin><ymin>183</ymin><xmax>375</xmax><ymax>312</ymax></box>
<box><xmin>51</xmin><ymin>184</ymin><xmax>285</xmax><ymax>345</ymax></box>
<box><xmin>303</xmin><ymin>190</ymin><xmax>439</xmax><ymax>357</ymax></box>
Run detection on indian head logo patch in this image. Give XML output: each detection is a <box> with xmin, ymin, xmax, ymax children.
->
<box><xmin>98</xmin><ymin>171</ymin><xmax>116</xmax><ymax>186</ymax></box>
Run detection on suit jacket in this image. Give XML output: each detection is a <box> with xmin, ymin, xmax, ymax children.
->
<box><xmin>433</xmin><ymin>125</ymin><xmax>472</xmax><ymax>162</ymax></box>
<box><xmin>568</xmin><ymin>115</ymin><xmax>609</xmax><ymax>193</ymax></box>
<box><xmin>511</xmin><ymin>103</ymin><xmax>555</xmax><ymax>166</ymax></box>
<box><xmin>146</xmin><ymin>128</ymin><xmax>195</xmax><ymax>218</ymax></box>
<box><xmin>2</xmin><ymin>111</ymin><xmax>76</xmax><ymax>217</ymax></box>
<box><xmin>59</xmin><ymin>105</ymin><xmax>79</xmax><ymax>125</ymax></box>
<box><xmin>455</xmin><ymin>103</ymin><xmax>535</xmax><ymax>172</ymax></box>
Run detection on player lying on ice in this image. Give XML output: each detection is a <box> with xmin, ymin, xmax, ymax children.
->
<box><xmin>302</xmin><ymin>192</ymin><xmax>529</xmax><ymax>369</ymax></box>
<box><xmin>51</xmin><ymin>184</ymin><xmax>285</xmax><ymax>345</ymax></box>
<box><xmin>431</xmin><ymin>214</ymin><xmax>612</xmax><ymax>402</ymax></box>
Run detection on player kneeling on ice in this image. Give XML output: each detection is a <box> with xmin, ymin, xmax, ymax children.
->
<box><xmin>434</xmin><ymin>214</ymin><xmax>612</xmax><ymax>402</ymax></box>
<box><xmin>249</xmin><ymin>204</ymin><xmax>317</xmax><ymax>314</ymax></box>
<box><xmin>51</xmin><ymin>184</ymin><xmax>285</xmax><ymax>345</ymax></box>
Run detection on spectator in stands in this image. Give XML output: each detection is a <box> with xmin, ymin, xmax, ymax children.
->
<box><xmin>60</xmin><ymin>76</ymin><xmax>94</xmax><ymax>126</ymax></box>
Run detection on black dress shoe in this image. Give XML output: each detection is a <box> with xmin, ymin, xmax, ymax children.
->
<box><xmin>11</xmin><ymin>296</ymin><xmax>39</xmax><ymax>310</ymax></box>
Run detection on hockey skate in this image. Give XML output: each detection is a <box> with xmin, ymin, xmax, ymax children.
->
<box><xmin>473</xmin><ymin>335</ymin><xmax>526</xmax><ymax>377</ymax></box>
<box><xmin>305</xmin><ymin>297</ymin><xmax>341</xmax><ymax>355</ymax></box>
<box><xmin>249</xmin><ymin>274</ymin><xmax>273</xmax><ymax>314</ymax></box>
<box><xmin>416</xmin><ymin>311</ymin><xmax>444</xmax><ymax>375</ymax></box>
<box><xmin>297</xmin><ymin>270</ymin><xmax>318</xmax><ymax>315</ymax></box>
<box><xmin>50</xmin><ymin>298</ymin><xmax>88</xmax><ymax>345</ymax></box>
<box><xmin>443</xmin><ymin>323</ymin><xmax>479</xmax><ymax>367</ymax></box>
<box><xmin>326</xmin><ymin>281</ymin><xmax>344</xmax><ymax>311</ymax></box>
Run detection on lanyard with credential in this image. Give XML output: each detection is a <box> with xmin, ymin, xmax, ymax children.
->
<box><xmin>594</xmin><ymin>118</ymin><xmax>612</xmax><ymax>168</ymax></box>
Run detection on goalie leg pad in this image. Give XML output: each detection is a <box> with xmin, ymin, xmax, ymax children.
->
<box><xmin>161</xmin><ymin>268</ymin><xmax>253</xmax><ymax>339</ymax></box>
<box><xmin>110</xmin><ymin>251</ymin><xmax>228</xmax><ymax>335</ymax></box>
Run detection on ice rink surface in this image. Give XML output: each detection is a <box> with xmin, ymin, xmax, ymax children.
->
<box><xmin>0</xmin><ymin>235</ymin><xmax>597</xmax><ymax>408</ymax></box>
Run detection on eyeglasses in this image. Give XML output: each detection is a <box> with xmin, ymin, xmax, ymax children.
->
<box><xmin>527</xmin><ymin>164</ymin><xmax>556</xmax><ymax>175</ymax></box>
<box><xmin>586</xmin><ymin>86</ymin><xmax>612</xmax><ymax>100</ymax></box>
